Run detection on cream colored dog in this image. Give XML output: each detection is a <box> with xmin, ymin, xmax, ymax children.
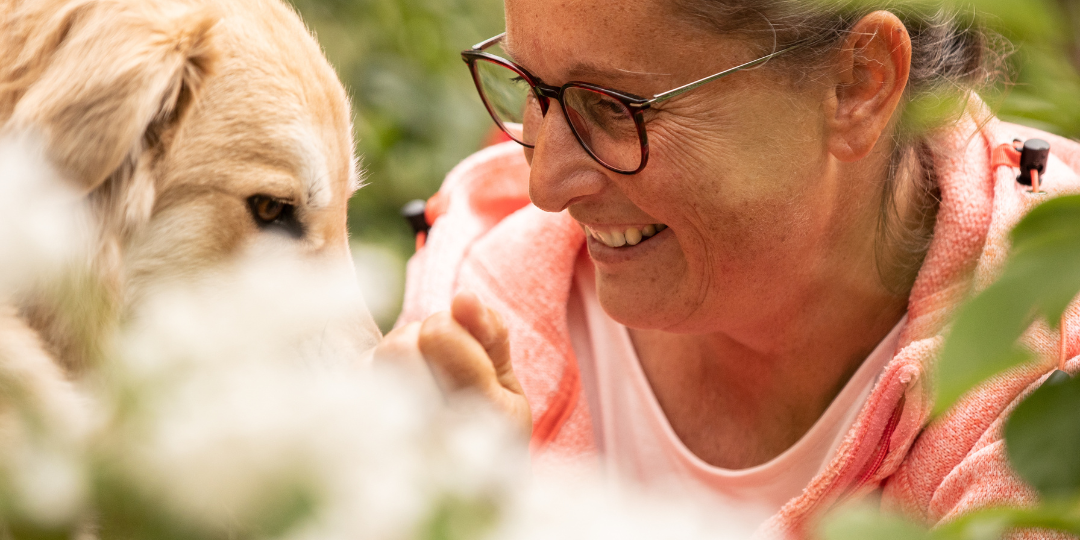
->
<box><xmin>0</xmin><ymin>0</ymin><xmax>380</xmax><ymax>393</ymax></box>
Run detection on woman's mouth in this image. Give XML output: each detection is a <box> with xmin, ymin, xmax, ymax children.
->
<box><xmin>582</xmin><ymin>223</ymin><xmax>668</xmax><ymax>248</ymax></box>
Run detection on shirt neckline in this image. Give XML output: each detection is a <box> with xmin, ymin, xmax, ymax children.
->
<box><xmin>616</xmin><ymin>317</ymin><xmax>905</xmax><ymax>480</ymax></box>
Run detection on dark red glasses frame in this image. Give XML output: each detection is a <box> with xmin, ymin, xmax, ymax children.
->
<box><xmin>462</xmin><ymin>33</ymin><xmax>806</xmax><ymax>174</ymax></box>
<box><xmin>462</xmin><ymin>34</ymin><xmax>652</xmax><ymax>174</ymax></box>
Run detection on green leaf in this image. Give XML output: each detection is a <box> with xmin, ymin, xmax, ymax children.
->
<box><xmin>819</xmin><ymin>502</ymin><xmax>1080</xmax><ymax>540</ymax></box>
<box><xmin>935</xmin><ymin>275</ymin><xmax>1038</xmax><ymax>415</ymax></box>
<box><xmin>819</xmin><ymin>504</ymin><xmax>932</xmax><ymax>540</ymax></box>
<box><xmin>935</xmin><ymin>195</ymin><xmax>1080</xmax><ymax>415</ymax></box>
<box><xmin>1004</xmin><ymin>372</ymin><xmax>1080</xmax><ymax>500</ymax></box>
<box><xmin>932</xmin><ymin>502</ymin><xmax>1080</xmax><ymax>539</ymax></box>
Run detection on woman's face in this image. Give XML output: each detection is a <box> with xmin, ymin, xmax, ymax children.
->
<box><xmin>506</xmin><ymin>0</ymin><xmax>870</xmax><ymax>335</ymax></box>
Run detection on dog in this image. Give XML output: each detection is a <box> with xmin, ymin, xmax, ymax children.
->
<box><xmin>0</xmin><ymin>0</ymin><xmax>380</xmax><ymax>388</ymax></box>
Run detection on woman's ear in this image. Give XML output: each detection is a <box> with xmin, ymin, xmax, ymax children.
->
<box><xmin>826</xmin><ymin>10</ymin><xmax>912</xmax><ymax>162</ymax></box>
<box><xmin>4</xmin><ymin>0</ymin><xmax>218</xmax><ymax>192</ymax></box>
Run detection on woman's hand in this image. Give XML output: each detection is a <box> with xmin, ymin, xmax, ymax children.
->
<box><xmin>376</xmin><ymin>292</ymin><xmax>531</xmax><ymax>438</ymax></box>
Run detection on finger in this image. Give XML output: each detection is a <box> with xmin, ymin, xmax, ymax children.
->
<box><xmin>449</xmin><ymin>290</ymin><xmax>485</xmax><ymax>337</ymax></box>
<box><xmin>418</xmin><ymin>311</ymin><xmax>500</xmax><ymax>394</ymax></box>
<box><xmin>418</xmin><ymin>312</ymin><xmax>532</xmax><ymax>438</ymax></box>
<box><xmin>450</xmin><ymin>292</ymin><xmax>513</xmax><ymax>381</ymax></box>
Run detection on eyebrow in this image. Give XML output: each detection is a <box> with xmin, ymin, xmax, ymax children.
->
<box><xmin>501</xmin><ymin>39</ymin><xmax>647</xmax><ymax>87</ymax></box>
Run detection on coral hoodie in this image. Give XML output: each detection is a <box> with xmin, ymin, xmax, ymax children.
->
<box><xmin>398</xmin><ymin>113</ymin><xmax>1080</xmax><ymax>538</ymax></box>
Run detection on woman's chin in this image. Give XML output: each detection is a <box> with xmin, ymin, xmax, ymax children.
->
<box><xmin>595</xmin><ymin>278</ymin><xmax>689</xmax><ymax>331</ymax></box>
<box><xmin>596</xmin><ymin>274</ymin><xmax>729</xmax><ymax>334</ymax></box>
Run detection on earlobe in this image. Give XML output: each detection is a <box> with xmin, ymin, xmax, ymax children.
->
<box><xmin>827</xmin><ymin>11</ymin><xmax>912</xmax><ymax>163</ymax></box>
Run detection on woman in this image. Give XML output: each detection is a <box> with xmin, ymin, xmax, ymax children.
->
<box><xmin>390</xmin><ymin>0</ymin><xmax>1080</xmax><ymax>537</ymax></box>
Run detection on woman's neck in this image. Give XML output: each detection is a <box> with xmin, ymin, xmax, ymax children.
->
<box><xmin>628</xmin><ymin>291</ymin><xmax>906</xmax><ymax>469</ymax></box>
<box><xmin>626</xmin><ymin>152</ymin><xmax>921</xmax><ymax>469</ymax></box>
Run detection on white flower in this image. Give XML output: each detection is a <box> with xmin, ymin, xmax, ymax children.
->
<box><xmin>5</xmin><ymin>437</ymin><xmax>88</xmax><ymax>527</ymax></box>
<box><xmin>97</xmin><ymin>255</ymin><xmax>524</xmax><ymax>539</ymax></box>
<box><xmin>496</xmin><ymin>474</ymin><xmax>757</xmax><ymax>540</ymax></box>
<box><xmin>0</xmin><ymin>131</ymin><xmax>91</xmax><ymax>296</ymax></box>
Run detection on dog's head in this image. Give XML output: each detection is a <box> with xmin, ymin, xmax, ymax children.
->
<box><xmin>1</xmin><ymin>0</ymin><xmax>380</xmax><ymax>369</ymax></box>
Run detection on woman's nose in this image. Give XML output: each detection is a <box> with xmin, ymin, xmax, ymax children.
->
<box><xmin>526</xmin><ymin>101</ymin><xmax>608</xmax><ymax>213</ymax></box>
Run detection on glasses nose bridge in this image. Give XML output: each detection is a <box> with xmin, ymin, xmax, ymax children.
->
<box><xmin>534</xmin><ymin>85</ymin><xmax>561</xmax><ymax>99</ymax></box>
<box><xmin>532</xmin><ymin>83</ymin><xmax>561</xmax><ymax>114</ymax></box>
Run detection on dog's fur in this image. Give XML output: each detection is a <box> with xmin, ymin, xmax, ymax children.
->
<box><xmin>0</xmin><ymin>0</ymin><xmax>380</xmax><ymax>379</ymax></box>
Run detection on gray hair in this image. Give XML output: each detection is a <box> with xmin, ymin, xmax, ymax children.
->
<box><xmin>672</xmin><ymin>0</ymin><xmax>1010</xmax><ymax>295</ymax></box>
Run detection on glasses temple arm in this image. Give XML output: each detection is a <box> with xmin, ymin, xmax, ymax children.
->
<box><xmin>471</xmin><ymin>32</ymin><xmax>506</xmax><ymax>51</ymax></box>
<box><xmin>643</xmin><ymin>42</ymin><xmax>805</xmax><ymax>106</ymax></box>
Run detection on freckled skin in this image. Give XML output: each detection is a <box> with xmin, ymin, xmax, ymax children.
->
<box><xmin>507</xmin><ymin>0</ymin><xmax>915</xmax><ymax>467</ymax></box>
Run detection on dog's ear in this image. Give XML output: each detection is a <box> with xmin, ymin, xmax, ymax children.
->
<box><xmin>5</xmin><ymin>0</ymin><xmax>217</xmax><ymax>192</ymax></box>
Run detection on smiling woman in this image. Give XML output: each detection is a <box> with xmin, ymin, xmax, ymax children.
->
<box><xmin>392</xmin><ymin>0</ymin><xmax>1080</xmax><ymax>537</ymax></box>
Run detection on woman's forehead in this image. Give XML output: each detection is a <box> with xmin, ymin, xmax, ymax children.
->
<box><xmin>503</xmin><ymin>0</ymin><xmax>734</xmax><ymax>89</ymax></box>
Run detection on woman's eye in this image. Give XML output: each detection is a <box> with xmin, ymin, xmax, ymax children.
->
<box><xmin>247</xmin><ymin>195</ymin><xmax>302</xmax><ymax>237</ymax></box>
<box><xmin>589</xmin><ymin>94</ymin><xmax>626</xmax><ymax>117</ymax></box>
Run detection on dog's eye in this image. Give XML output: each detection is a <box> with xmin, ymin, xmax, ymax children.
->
<box><xmin>251</xmin><ymin>195</ymin><xmax>287</xmax><ymax>223</ymax></box>
<box><xmin>247</xmin><ymin>195</ymin><xmax>302</xmax><ymax>237</ymax></box>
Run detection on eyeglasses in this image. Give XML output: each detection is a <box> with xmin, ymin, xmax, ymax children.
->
<box><xmin>462</xmin><ymin>33</ymin><xmax>803</xmax><ymax>174</ymax></box>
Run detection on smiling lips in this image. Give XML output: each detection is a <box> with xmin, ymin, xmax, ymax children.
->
<box><xmin>583</xmin><ymin>223</ymin><xmax>668</xmax><ymax>248</ymax></box>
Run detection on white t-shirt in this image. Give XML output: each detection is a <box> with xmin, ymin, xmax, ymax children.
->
<box><xmin>567</xmin><ymin>254</ymin><xmax>904</xmax><ymax>527</ymax></box>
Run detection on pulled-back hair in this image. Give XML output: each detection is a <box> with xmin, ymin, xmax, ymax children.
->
<box><xmin>672</xmin><ymin>0</ymin><xmax>1010</xmax><ymax>295</ymax></box>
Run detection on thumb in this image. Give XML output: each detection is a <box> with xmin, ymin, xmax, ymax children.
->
<box><xmin>451</xmin><ymin>291</ymin><xmax>518</xmax><ymax>392</ymax></box>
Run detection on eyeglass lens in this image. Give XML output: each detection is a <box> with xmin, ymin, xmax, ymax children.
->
<box><xmin>472</xmin><ymin>58</ymin><xmax>643</xmax><ymax>172</ymax></box>
<box><xmin>561</xmin><ymin>86</ymin><xmax>641</xmax><ymax>172</ymax></box>
<box><xmin>473</xmin><ymin>59</ymin><xmax>533</xmax><ymax>143</ymax></box>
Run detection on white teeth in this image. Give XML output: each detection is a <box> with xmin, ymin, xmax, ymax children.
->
<box><xmin>611</xmin><ymin>230</ymin><xmax>627</xmax><ymax>247</ymax></box>
<box><xmin>585</xmin><ymin>224</ymin><xmax>666</xmax><ymax>248</ymax></box>
<box><xmin>596</xmin><ymin>230</ymin><xmax>613</xmax><ymax>245</ymax></box>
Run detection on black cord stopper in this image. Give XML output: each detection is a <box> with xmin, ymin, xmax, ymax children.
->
<box><xmin>401</xmin><ymin>199</ymin><xmax>430</xmax><ymax>235</ymax></box>
<box><xmin>1018</xmin><ymin>138</ymin><xmax>1050</xmax><ymax>187</ymax></box>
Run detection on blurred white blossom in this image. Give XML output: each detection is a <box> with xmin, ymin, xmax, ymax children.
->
<box><xmin>95</xmin><ymin>257</ymin><xmax>524</xmax><ymax>539</ymax></box>
<box><xmin>502</xmin><ymin>476</ymin><xmax>755</xmax><ymax>540</ymax></box>
<box><xmin>352</xmin><ymin>241</ymin><xmax>406</xmax><ymax>331</ymax></box>
<box><xmin>0</xmin><ymin>132</ymin><xmax>94</xmax><ymax>532</ymax></box>
<box><xmin>2</xmin><ymin>430</ymin><xmax>89</xmax><ymax>528</ymax></box>
<box><xmin>0</xmin><ymin>137</ymin><xmax>754</xmax><ymax>540</ymax></box>
<box><xmin>90</xmin><ymin>257</ymin><xmax>753</xmax><ymax>540</ymax></box>
<box><xmin>0</xmin><ymin>132</ymin><xmax>91</xmax><ymax>296</ymax></box>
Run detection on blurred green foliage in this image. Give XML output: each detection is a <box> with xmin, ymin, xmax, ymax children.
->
<box><xmin>286</xmin><ymin>0</ymin><xmax>504</xmax><ymax>261</ymax></box>
<box><xmin>980</xmin><ymin>0</ymin><xmax>1080</xmax><ymax>136</ymax></box>
<box><xmin>1006</xmin><ymin>373</ymin><xmax>1080</xmax><ymax>500</ymax></box>
<box><xmin>934</xmin><ymin>195</ymin><xmax>1080</xmax><ymax>413</ymax></box>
